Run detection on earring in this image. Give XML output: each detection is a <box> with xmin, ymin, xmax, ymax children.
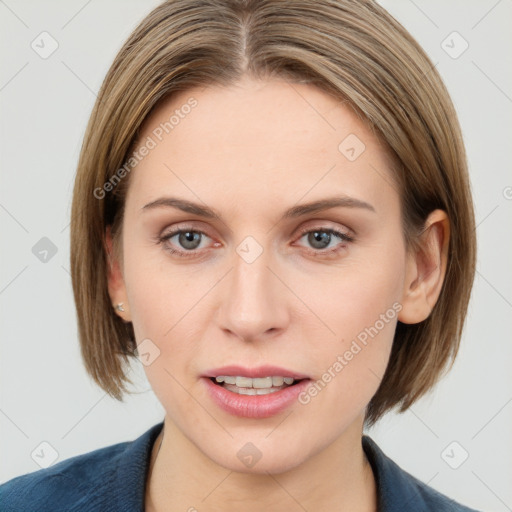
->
<box><xmin>115</xmin><ymin>303</ymin><xmax>125</xmax><ymax>312</ymax></box>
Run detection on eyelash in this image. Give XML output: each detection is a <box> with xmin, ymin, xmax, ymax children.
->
<box><xmin>156</xmin><ymin>225</ymin><xmax>354</xmax><ymax>259</ymax></box>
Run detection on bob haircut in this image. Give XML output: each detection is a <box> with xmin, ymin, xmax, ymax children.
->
<box><xmin>70</xmin><ymin>0</ymin><xmax>476</xmax><ymax>427</ymax></box>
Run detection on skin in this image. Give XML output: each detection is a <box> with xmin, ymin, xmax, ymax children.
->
<box><xmin>106</xmin><ymin>76</ymin><xmax>449</xmax><ymax>512</ymax></box>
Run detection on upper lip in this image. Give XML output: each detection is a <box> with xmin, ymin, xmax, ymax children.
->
<box><xmin>202</xmin><ymin>365</ymin><xmax>310</xmax><ymax>380</ymax></box>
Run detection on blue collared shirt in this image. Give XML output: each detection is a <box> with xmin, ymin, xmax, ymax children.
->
<box><xmin>0</xmin><ymin>421</ymin><xmax>481</xmax><ymax>511</ymax></box>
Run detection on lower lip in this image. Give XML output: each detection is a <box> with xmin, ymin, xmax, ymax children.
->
<box><xmin>202</xmin><ymin>377</ymin><xmax>311</xmax><ymax>418</ymax></box>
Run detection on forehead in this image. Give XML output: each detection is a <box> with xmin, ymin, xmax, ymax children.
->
<box><xmin>126</xmin><ymin>77</ymin><xmax>398</xmax><ymax>216</ymax></box>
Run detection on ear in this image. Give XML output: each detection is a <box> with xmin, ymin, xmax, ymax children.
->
<box><xmin>105</xmin><ymin>225</ymin><xmax>131</xmax><ymax>322</ymax></box>
<box><xmin>398</xmin><ymin>209</ymin><xmax>450</xmax><ymax>324</ymax></box>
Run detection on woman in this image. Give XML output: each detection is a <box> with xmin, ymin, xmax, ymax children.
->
<box><xmin>1</xmin><ymin>0</ymin><xmax>480</xmax><ymax>510</ymax></box>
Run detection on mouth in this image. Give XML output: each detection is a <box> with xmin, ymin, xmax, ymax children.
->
<box><xmin>209</xmin><ymin>375</ymin><xmax>306</xmax><ymax>396</ymax></box>
<box><xmin>202</xmin><ymin>369</ymin><xmax>312</xmax><ymax>418</ymax></box>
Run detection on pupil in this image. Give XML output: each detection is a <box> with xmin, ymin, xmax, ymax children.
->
<box><xmin>309</xmin><ymin>231</ymin><xmax>330</xmax><ymax>249</ymax></box>
<box><xmin>180</xmin><ymin>231</ymin><xmax>201</xmax><ymax>249</ymax></box>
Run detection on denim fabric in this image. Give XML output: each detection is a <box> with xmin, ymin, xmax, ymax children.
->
<box><xmin>1</xmin><ymin>421</ymin><xmax>481</xmax><ymax>511</ymax></box>
<box><xmin>362</xmin><ymin>436</ymin><xmax>481</xmax><ymax>511</ymax></box>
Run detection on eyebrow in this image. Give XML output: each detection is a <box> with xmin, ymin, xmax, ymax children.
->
<box><xmin>141</xmin><ymin>195</ymin><xmax>375</xmax><ymax>220</ymax></box>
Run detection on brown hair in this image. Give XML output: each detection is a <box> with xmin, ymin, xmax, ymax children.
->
<box><xmin>70</xmin><ymin>0</ymin><xmax>476</xmax><ymax>427</ymax></box>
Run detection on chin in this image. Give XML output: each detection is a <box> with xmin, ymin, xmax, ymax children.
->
<box><xmin>201</xmin><ymin>435</ymin><xmax>315</xmax><ymax>476</ymax></box>
<box><xmin>222</xmin><ymin>452</ymin><xmax>307</xmax><ymax>475</ymax></box>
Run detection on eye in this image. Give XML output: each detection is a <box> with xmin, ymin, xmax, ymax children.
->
<box><xmin>157</xmin><ymin>227</ymin><xmax>215</xmax><ymax>258</ymax></box>
<box><xmin>156</xmin><ymin>224</ymin><xmax>354</xmax><ymax>259</ymax></box>
<box><xmin>294</xmin><ymin>226</ymin><xmax>354</xmax><ymax>257</ymax></box>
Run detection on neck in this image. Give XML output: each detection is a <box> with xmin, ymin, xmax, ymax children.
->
<box><xmin>145</xmin><ymin>417</ymin><xmax>377</xmax><ymax>512</ymax></box>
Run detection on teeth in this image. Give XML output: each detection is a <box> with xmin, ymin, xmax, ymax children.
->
<box><xmin>224</xmin><ymin>384</ymin><xmax>284</xmax><ymax>395</ymax></box>
<box><xmin>272</xmin><ymin>376</ymin><xmax>284</xmax><ymax>386</ymax></box>
<box><xmin>213</xmin><ymin>375</ymin><xmax>298</xmax><ymax>388</ymax></box>
<box><xmin>215</xmin><ymin>376</ymin><xmax>236</xmax><ymax>384</ymax></box>
<box><xmin>253</xmin><ymin>377</ymin><xmax>273</xmax><ymax>388</ymax></box>
<box><xmin>236</xmin><ymin>376</ymin><xmax>253</xmax><ymax>388</ymax></box>
<box><xmin>256</xmin><ymin>388</ymin><xmax>278</xmax><ymax>395</ymax></box>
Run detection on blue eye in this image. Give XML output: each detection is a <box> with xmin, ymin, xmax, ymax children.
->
<box><xmin>158</xmin><ymin>229</ymin><xmax>210</xmax><ymax>258</ymax></box>
<box><xmin>157</xmin><ymin>225</ymin><xmax>354</xmax><ymax>259</ymax></box>
<box><xmin>295</xmin><ymin>227</ymin><xmax>354</xmax><ymax>256</ymax></box>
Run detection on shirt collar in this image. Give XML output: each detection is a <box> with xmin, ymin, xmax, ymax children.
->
<box><xmin>362</xmin><ymin>434</ymin><xmax>429</xmax><ymax>512</ymax></box>
<box><xmin>95</xmin><ymin>422</ymin><xmax>429</xmax><ymax>511</ymax></box>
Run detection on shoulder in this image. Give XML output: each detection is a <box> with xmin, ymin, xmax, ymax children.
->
<box><xmin>0</xmin><ymin>440</ymin><xmax>128</xmax><ymax>512</ymax></box>
<box><xmin>0</xmin><ymin>422</ymin><xmax>163</xmax><ymax>512</ymax></box>
<box><xmin>362</xmin><ymin>435</ymin><xmax>482</xmax><ymax>512</ymax></box>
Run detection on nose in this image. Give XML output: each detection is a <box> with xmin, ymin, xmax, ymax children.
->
<box><xmin>215</xmin><ymin>243</ymin><xmax>290</xmax><ymax>343</ymax></box>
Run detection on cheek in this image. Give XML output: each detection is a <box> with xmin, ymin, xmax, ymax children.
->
<box><xmin>122</xmin><ymin>240</ymin><xmax>218</xmax><ymax>391</ymax></box>
<box><xmin>301</xmin><ymin>243</ymin><xmax>405</xmax><ymax>402</ymax></box>
<box><xmin>299</xmin><ymin>235</ymin><xmax>405</xmax><ymax>344</ymax></box>
<box><xmin>122</xmin><ymin>231</ymin><xmax>196</xmax><ymax>337</ymax></box>
<box><xmin>333</xmin><ymin>263</ymin><xmax>403</xmax><ymax>344</ymax></box>
<box><xmin>123</xmin><ymin>252</ymin><xmax>205</xmax><ymax>419</ymax></box>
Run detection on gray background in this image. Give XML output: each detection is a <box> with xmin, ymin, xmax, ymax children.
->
<box><xmin>1</xmin><ymin>1</ymin><xmax>511</xmax><ymax>510</ymax></box>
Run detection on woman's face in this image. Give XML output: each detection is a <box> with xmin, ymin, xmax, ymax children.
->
<box><xmin>115</xmin><ymin>76</ymin><xmax>411</xmax><ymax>473</ymax></box>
